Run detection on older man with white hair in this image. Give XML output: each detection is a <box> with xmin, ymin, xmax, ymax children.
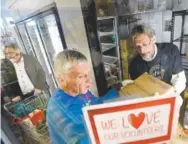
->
<box><xmin>46</xmin><ymin>50</ymin><xmax>120</xmax><ymax>144</ymax></box>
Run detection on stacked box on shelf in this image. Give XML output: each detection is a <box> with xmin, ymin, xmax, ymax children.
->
<box><xmin>95</xmin><ymin>0</ymin><xmax>114</xmax><ymax>17</ymax></box>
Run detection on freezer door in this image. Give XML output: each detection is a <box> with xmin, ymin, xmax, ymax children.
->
<box><xmin>17</xmin><ymin>24</ymin><xmax>36</xmax><ymax>57</ymax></box>
<box><xmin>37</xmin><ymin>14</ymin><xmax>64</xmax><ymax>68</ymax></box>
<box><xmin>26</xmin><ymin>20</ymin><xmax>56</xmax><ymax>93</ymax></box>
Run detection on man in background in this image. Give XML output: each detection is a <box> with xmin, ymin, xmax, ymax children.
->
<box><xmin>129</xmin><ymin>24</ymin><xmax>186</xmax><ymax>95</ymax></box>
<box><xmin>129</xmin><ymin>24</ymin><xmax>187</xmax><ymax>130</ymax></box>
<box><xmin>4</xmin><ymin>42</ymin><xmax>46</xmax><ymax>100</ymax></box>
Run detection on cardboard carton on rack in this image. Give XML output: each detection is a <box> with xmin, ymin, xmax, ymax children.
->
<box><xmin>120</xmin><ymin>73</ymin><xmax>174</xmax><ymax>97</ymax></box>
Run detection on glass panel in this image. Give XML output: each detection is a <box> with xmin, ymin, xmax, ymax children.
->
<box><xmin>37</xmin><ymin>14</ymin><xmax>64</xmax><ymax>67</ymax></box>
<box><xmin>182</xmin><ymin>42</ymin><xmax>187</xmax><ymax>55</ymax></box>
<box><xmin>14</xmin><ymin>27</ymin><xmax>27</xmax><ymax>54</ymax></box>
<box><xmin>172</xmin><ymin>16</ymin><xmax>183</xmax><ymax>51</ymax></box>
<box><xmin>17</xmin><ymin>24</ymin><xmax>35</xmax><ymax>56</ymax></box>
<box><xmin>26</xmin><ymin>20</ymin><xmax>56</xmax><ymax>93</ymax></box>
<box><xmin>184</xmin><ymin>15</ymin><xmax>188</xmax><ymax>35</ymax></box>
<box><xmin>183</xmin><ymin>15</ymin><xmax>188</xmax><ymax>55</ymax></box>
<box><xmin>173</xmin><ymin>16</ymin><xmax>182</xmax><ymax>40</ymax></box>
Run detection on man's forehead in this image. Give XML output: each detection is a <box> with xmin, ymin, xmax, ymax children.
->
<box><xmin>69</xmin><ymin>65</ymin><xmax>80</xmax><ymax>75</ymax></box>
<box><xmin>69</xmin><ymin>62</ymin><xmax>89</xmax><ymax>74</ymax></box>
<box><xmin>4</xmin><ymin>47</ymin><xmax>16</xmax><ymax>52</ymax></box>
<box><xmin>134</xmin><ymin>33</ymin><xmax>150</xmax><ymax>43</ymax></box>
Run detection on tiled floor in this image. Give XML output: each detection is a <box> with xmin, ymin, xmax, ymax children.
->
<box><xmin>172</xmin><ymin>136</ymin><xmax>188</xmax><ymax>144</ymax></box>
<box><xmin>171</xmin><ymin>125</ymin><xmax>188</xmax><ymax>144</ymax></box>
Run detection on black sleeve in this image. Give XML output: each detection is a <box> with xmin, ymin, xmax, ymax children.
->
<box><xmin>129</xmin><ymin>58</ymin><xmax>141</xmax><ymax>80</ymax></box>
<box><xmin>171</xmin><ymin>44</ymin><xmax>184</xmax><ymax>74</ymax></box>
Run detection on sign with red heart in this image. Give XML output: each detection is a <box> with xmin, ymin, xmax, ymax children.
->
<box><xmin>83</xmin><ymin>95</ymin><xmax>177</xmax><ymax>144</ymax></box>
<box><xmin>128</xmin><ymin>112</ymin><xmax>145</xmax><ymax>129</ymax></box>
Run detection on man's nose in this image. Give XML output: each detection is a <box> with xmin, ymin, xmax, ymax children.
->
<box><xmin>140</xmin><ymin>47</ymin><xmax>146</xmax><ymax>54</ymax></box>
<box><xmin>87</xmin><ymin>76</ymin><xmax>92</xmax><ymax>83</ymax></box>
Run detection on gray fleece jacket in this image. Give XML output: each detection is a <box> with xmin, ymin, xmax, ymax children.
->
<box><xmin>22</xmin><ymin>54</ymin><xmax>46</xmax><ymax>90</ymax></box>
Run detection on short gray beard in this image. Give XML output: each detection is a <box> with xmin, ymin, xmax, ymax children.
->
<box><xmin>141</xmin><ymin>45</ymin><xmax>157</xmax><ymax>62</ymax></box>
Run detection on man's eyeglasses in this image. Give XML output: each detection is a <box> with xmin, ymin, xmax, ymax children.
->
<box><xmin>135</xmin><ymin>40</ymin><xmax>151</xmax><ymax>51</ymax></box>
<box><xmin>4</xmin><ymin>52</ymin><xmax>20</xmax><ymax>57</ymax></box>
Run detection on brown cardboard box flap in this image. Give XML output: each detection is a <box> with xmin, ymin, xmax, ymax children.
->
<box><xmin>121</xmin><ymin>73</ymin><xmax>174</xmax><ymax>97</ymax></box>
<box><xmin>121</xmin><ymin>83</ymin><xmax>149</xmax><ymax>97</ymax></box>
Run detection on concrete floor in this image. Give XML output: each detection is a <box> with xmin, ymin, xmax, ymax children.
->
<box><xmin>172</xmin><ymin>136</ymin><xmax>188</xmax><ymax>144</ymax></box>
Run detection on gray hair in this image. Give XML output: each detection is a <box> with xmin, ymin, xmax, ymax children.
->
<box><xmin>4</xmin><ymin>42</ymin><xmax>19</xmax><ymax>50</ymax></box>
<box><xmin>54</xmin><ymin>50</ymin><xmax>87</xmax><ymax>77</ymax></box>
<box><xmin>131</xmin><ymin>24</ymin><xmax>155</xmax><ymax>41</ymax></box>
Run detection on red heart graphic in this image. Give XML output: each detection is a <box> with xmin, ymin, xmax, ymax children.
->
<box><xmin>128</xmin><ymin>112</ymin><xmax>145</xmax><ymax>129</ymax></box>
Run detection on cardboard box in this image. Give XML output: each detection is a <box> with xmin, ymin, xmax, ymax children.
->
<box><xmin>120</xmin><ymin>73</ymin><xmax>174</xmax><ymax>97</ymax></box>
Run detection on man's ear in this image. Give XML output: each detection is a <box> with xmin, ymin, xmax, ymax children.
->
<box><xmin>15</xmin><ymin>49</ymin><xmax>21</xmax><ymax>53</ymax></box>
<box><xmin>56</xmin><ymin>75</ymin><xmax>67</xmax><ymax>89</ymax></box>
<box><xmin>56</xmin><ymin>75</ymin><xmax>63</xmax><ymax>83</ymax></box>
<box><xmin>151</xmin><ymin>36</ymin><xmax>156</xmax><ymax>44</ymax></box>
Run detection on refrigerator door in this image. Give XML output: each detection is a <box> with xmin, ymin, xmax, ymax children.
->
<box><xmin>17</xmin><ymin>24</ymin><xmax>36</xmax><ymax>57</ymax></box>
<box><xmin>37</xmin><ymin>14</ymin><xmax>64</xmax><ymax>68</ymax></box>
<box><xmin>25</xmin><ymin>20</ymin><xmax>56</xmax><ymax>93</ymax></box>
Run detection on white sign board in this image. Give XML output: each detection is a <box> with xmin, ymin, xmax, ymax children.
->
<box><xmin>83</xmin><ymin>95</ymin><xmax>178</xmax><ymax>144</ymax></box>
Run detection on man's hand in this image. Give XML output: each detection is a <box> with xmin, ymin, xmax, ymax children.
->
<box><xmin>12</xmin><ymin>96</ymin><xmax>21</xmax><ymax>102</ymax></box>
<box><xmin>121</xmin><ymin>79</ymin><xmax>134</xmax><ymax>87</ymax></box>
<box><xmin>118</xmin><ymin>80</ymin><xmax>134</xmax><ymax>96</ymax></box>
<box><xmin>34</xmin><ymin>88</ymin><xmax>42</xmax><ymax>95</ymax></box>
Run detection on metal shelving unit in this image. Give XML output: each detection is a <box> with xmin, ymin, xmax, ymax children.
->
<box><xmin>99</xmin><ymin>31</ymin><xmax>114</xmax><ymax>37</ymax></box>
<box><xmin>97</xmin><ymin>16</ymin><xmax>114</xmax><ymax>20</ymax></box>
<box><xmin>97</xmin><ymin>14</ymin><xmax>122</xmax><ymax>87</ymax></box>
<box><xmin>101</xmin><ymin>43</ymin><xmax>116</xmax><ymax>52</ymax></box>
<box><xmin>103</xmin><ymin>55</ymin><xmax>118</xmax><ymax>65</ymax></box>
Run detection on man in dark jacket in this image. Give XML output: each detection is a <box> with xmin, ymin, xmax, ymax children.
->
<box><xmin>4</xmin><ymin>42</ymin><xmax>46</xmax><ymax>100</ymax></box>
<box><xmin>129</xmin><ymin>24</ymin><xmax>186</xmax><ymax>95</ymax></box>
<box><xmin>129</xmin><ymin>24</ymin><xmax>187</xmax><ymax>130</ymax></box>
